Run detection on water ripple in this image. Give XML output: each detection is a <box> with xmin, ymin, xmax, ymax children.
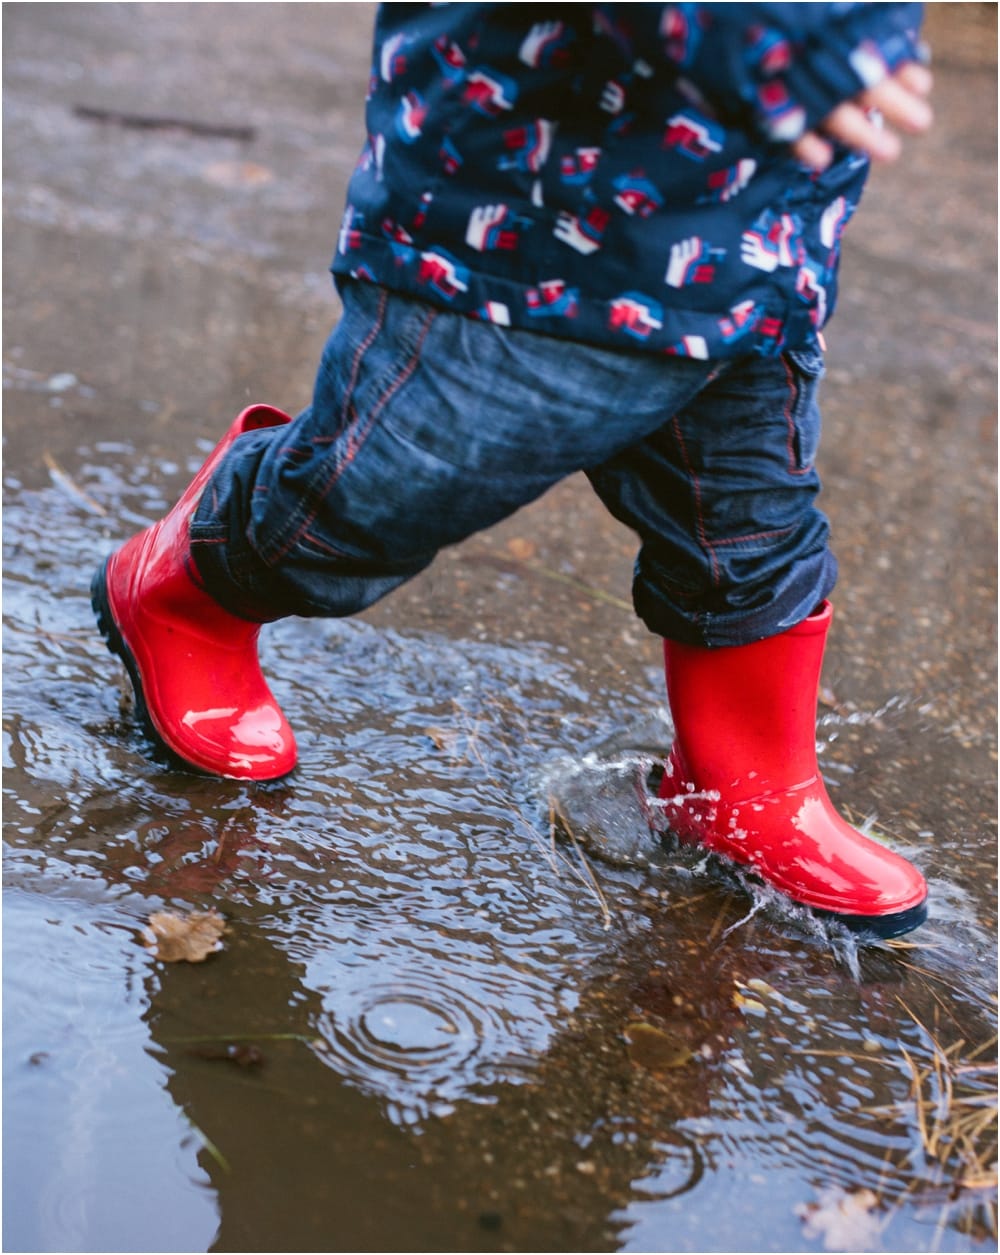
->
<box><xmin>306</xmin><ymin>945</ymin><xmax>565</xmax><ymax>1126</ymax></box>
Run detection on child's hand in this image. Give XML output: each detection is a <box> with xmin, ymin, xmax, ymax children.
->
<box><xmin>792</xmin><ymin>62</ymin><xmax>933</xmax><ymax>171</ymax></box>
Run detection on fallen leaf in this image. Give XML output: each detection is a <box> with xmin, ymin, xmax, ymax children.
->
<box><xmin>143</xmin><ymin>909</ymin><xmax>226</xmax><ymax>962</ymax></box>
<box><xmin>796</xmin><ymin>1186</ymin><xmax>882</xmax><ymax>1252</ymax></box>
<box><xmin>623</xmin><ymin>1020</ymin><xmax>694</xmax><ymax>1071</ymax></box>
<box><xmin>742</xmin><ymin>977</ymin><xmax>778</xmax><ymax>997</ymax></box>
<box><xmin>505</xmin><ymin>537</ymin><xmax>536</xmax><ymax>561</ymax></box>
<box><xmin>733</xmin><ymin>990</ymin><xmax>767</xmax><ymax>1016</ymax></box>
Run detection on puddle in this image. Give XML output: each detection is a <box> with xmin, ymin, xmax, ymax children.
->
<box><xmin>3</xmin><ymin>450</ymin><xmax>997</xmax><ymax>1252</ymax></box>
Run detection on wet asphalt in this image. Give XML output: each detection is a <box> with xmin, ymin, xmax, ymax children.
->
<box><xmin>4</xmin><ymin>3</ymin><xmax>995</xmax><ymax>728</ymax></box>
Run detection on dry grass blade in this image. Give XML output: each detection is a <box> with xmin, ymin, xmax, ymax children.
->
<box><xmin>706</xmin><ymin>894</ymin><xmax>736</xmax><ymax>942</ymax></box>
<box><xmin>523</xmin><ymin>562</ymin><xmax>633</xmax><ymax>613</ymax></box>
<box><xmin>43</xmin><ymin>450</ymin><xmax>107</xmax><ymax>515</ymax></box>
<box><xmin>548</xmin><ymin>796</ymin><xmax>613</xmax><ymax>930</ymax></box>
<box><xmin>885</xmin><ymin>937</ymin><xmax>947</xmax><ymax>951</ymax></box>
<box><xmin>963</xmin><ymin>1034</ymin><xmax>999</xmax><ymax>1064</ymax></box>
<box><xmin>900</xmin><ymin>1044</ymin><xmax>933</xmax><ymax>1155</ymax></box>
<box><xmin>658</xmin><ymin>890</ymin><xmax>720</xmax><ymax>914</ymax></box>
<box><xmin>187</xmin><ymin>1119</ymin><xmax>231</xmax><ymax>1173</ymax></box>
<box><xmin>889</xmin><ymin>998</ymin><xmax>998</xmax><ymax>1235</ymax></box>
<box><xmin>855</xmin><ymin>998</ymin><xmax>997</xmax><ymax>1244</ymax></box>
<box><xmin>4</xmin><ymin>621</ymin><xmax>97</xmax><ymax>645</ymax></box>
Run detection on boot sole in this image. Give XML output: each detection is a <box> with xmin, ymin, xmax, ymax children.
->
<box><xmin>818</xmin><ymin>897</ymin><xmax>928</xmax><ymax>940</ymax></box>
<box><xmin>656</xmin><ymin>819</ymin><xmax>928</xmax><ymax>939</ymax></box>
<box><xmin>91</xmin><ymin>557</ymin><xmax>197</xmax><ymax>774</ymax></box>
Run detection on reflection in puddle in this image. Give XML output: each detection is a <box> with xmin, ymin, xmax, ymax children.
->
<box><xmin>4</xmin><ymin>464</ymin><xmax>997</xmax><ymax>1251</ymax></box>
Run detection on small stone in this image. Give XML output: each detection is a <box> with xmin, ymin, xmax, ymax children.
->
<box><xmin>45</xmin><ymin>372</ymin><xmax>77</xmax><ymax>392</ymax></box>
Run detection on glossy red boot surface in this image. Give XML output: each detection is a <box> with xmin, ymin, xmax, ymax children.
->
<box><xmin>659</xmin><ymin>603</ymin><xmax>927</xmax><ymax>936</ymax></box>
<box><xmin>92</xmin><ymin>405</ymin><xmax>297</xmax><ymax>780</ymax></box>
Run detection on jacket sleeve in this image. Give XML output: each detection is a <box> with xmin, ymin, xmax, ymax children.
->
<box><xmin>608</xmin><ymin>2</ymin><xmax>927</xmax><ymax>143</ymax></box>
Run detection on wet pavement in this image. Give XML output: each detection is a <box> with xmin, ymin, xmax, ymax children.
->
<box><xmin>3</xmin><ymin>5</ymin><xmax>997</xmax><ymax>1253</ymax></box>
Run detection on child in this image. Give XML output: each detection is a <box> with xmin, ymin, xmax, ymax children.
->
<box><xmin>92</xmin><ymin>3</ymin><xmax>933</xmax><ymax>936</ymax></box>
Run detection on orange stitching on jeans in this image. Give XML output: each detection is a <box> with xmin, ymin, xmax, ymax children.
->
<box><xmin>301</xmin><ymin>528</ymin><xmax>350</xmax><ymax>559</ymax></box>
<box><xmin>339</xmin><ymin>306</ymin><xmax>436</xmax><ymax>470</ymax></box>
<box><xmin>708</xmin><ymin>526</ymin><xmax>794</xmax><ymax>546</ymax></box>
<box><xmin>271</xmin><ymin>304</ymin><xmax>438</xmax><ymax>562</ymax></box>
<box><xmin>307</xmin><ymin>290</ymin><xmax>391</xmax><ymax>451</ymax></box>
<box><xmin>341</xmin><ymin>287</ymin><xmax>388</xmax><ymax>432</ymax></box>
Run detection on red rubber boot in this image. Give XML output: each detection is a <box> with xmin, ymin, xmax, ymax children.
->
<box><xmin>91</xmin><ymin>404</ymin><xmax>297</xmax><ymax>780</ymax></box>
<box><xmin>658</xmin><ymin>602</ymin><xmax>927</xmax><ymax>936</ymax></box>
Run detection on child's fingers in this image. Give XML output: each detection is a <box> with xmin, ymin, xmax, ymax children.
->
<box><xmin>894</xmin><ymin>61</ymin><xmax>934</xmax><ymax>98</ymax></box>
<box><xmin>820</xmin><ymin>100</ymin><xmax>903</xmax><ymax>162</ymax></box>
<box><xmin>796</xmin><ymin>63</ymin><xmax>935</xmax><ymax>169</ymax></box>
<box><xmin>861</xmin><ymin>71</ymin><xmax>934</xmax><ymax>135</ymax></box>
<box><xmin>790</xmin><ymin>130</ymin><xmax>835</xmax><ymax>171</ymax></box>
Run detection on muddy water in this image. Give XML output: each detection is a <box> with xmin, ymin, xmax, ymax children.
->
<box><xmin>3</xmin><ymin>446</ymin><xmax>996</xmax><ymax>1253</ymax></box>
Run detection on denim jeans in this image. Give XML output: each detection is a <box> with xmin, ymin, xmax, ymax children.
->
<box><xmin>190</xmin><ymin>281</ymin><xmax>836</xmax><ymax>648</ymax></box>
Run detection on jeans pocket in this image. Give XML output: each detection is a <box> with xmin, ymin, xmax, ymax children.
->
<box><xmin>784</xmin><ymin>348</ymin><xmax>825</xmax><ymax>471</ymax></box>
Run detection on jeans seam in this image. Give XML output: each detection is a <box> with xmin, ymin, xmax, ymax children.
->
<box><xmin>709</xmin><ymin>525</ymin><xmax>795</xmax><ymax>547</ymax></box>
<box><xmin>267</xmin><ymin>303</ymin><xmax>439</xmax><ymax>564</ymax></box>
<box><xmin>299</xmin><ymin>528</ymin><xmax>352</xmax><ymax>559</ymax></box>
<box><xmin>670</xmin><ymin>412</ymin><xmax>720</xmax><ymax>589</ymax></box>
<box><xmin>340</xmin><ymin>287</ymin><xmax>389</xmax><ymax>433</ymax></box>
<box><xmin>782</xmin><ymin>354</ymin><xmax>811</xmax><ymax>477</ymax></box>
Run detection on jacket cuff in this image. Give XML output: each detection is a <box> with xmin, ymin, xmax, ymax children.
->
<box><xmin>744</xmin><ymin>5</ymin><xmax>927</xmax><ymax>142</ymax></box>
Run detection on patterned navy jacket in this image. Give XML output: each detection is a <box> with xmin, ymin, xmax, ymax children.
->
<box><xmin>332</xmin><ymin>3</ymin><xmax>925</xmax><ymax>359</ymax></box>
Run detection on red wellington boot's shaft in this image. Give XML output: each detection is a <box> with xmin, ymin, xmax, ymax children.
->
<box><xmin>664</xmin><ymin>606</ymin><xmax>830</xmax><ymax>801</ymax></box>
<box><xmin>659</xmin><ymin>603</ymin><xmax>927</xmax><ymax>935</ymax></box>
<box><xmin>93</xmin><ymin>405</ymin><xmax>297</xmax><ymax>781</ymax></box>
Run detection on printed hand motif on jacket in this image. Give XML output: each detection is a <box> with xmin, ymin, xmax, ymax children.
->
<box><xmin>332</xmin><ymin>3</ymin><xmax>925</xmax><ymax>359</ymax></box>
